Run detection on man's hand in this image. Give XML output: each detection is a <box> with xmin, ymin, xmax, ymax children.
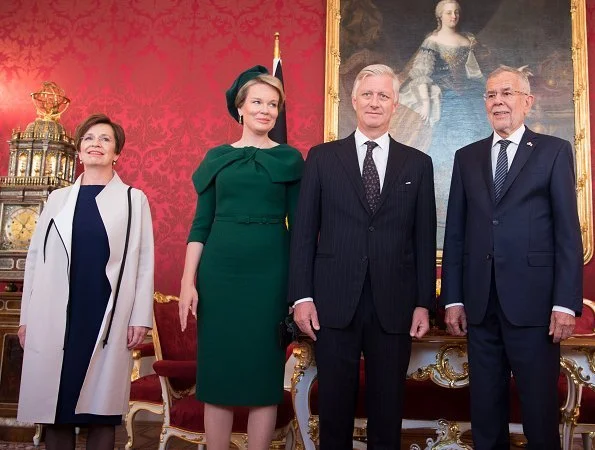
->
<box><xmin>549</xmin><ymin>311</ymin><xmax>575</xmax><ymax>343</ymax></box>
<box><xmin>294</xmin><ymin>302</ymin><xmax>320</xmax><ymax>341</ymax></box>
<box><xmin>410</xmin><ymin>307</ymin><xmax>430</xmax><ymax>339</ymax></box>
<box><xmin>17</xmin><ymin>325</ymin><xmax>26</xmax><ymax>349</ymax></box>
<box><xmin>445</xmin><ymin>305</ymin><xmax>467</xmax><ymax>336</ymax></box>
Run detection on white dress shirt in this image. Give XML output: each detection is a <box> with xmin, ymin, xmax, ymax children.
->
<box><xmin>293</xmin><ymin>130</ymin><xmax>391</xmax><ymax>307</ymax></box>
<box><xmin>445</xmin><ymin>125</ymin><xmax>574</xmax><ymax>317</ymax></box>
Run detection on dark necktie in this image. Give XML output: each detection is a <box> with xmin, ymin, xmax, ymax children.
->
<box><xmin>494</xmin><ymin>139</ymin><xmax>511</xmax><ymax>202</ymax></box>
<box><xmin>362</xmin><ymin>140</ymin><xmax>380</xmax><ymax>213</ymax></box>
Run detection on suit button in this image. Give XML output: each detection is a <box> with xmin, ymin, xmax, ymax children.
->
<box><xmin>486</xmin><ymin>254</ymin><xmax>492</xmax><ymax>260</ymax></box>
<box><xmin>368</xmin><ymin>226</ymin><xmax>375</xmax><ymax>232</ymax></box>
<box><xmin>492</xmin><ymin>219</ymin><xmax>499</xmax><ymax>225</ymax></box>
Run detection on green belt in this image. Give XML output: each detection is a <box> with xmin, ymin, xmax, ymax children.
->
<box><xmin>214</xmin><ymin>215</ymin><xmax>285</xmax><ymax>225</ymax></box>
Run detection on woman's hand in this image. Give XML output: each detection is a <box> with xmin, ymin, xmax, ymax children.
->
<box><xmin>127</xmin><ymin>326</ymin><xmax>150</xmax><ymax>349</ymax></box>
<box><xmin>17</xmin><ymin>325</ymin><xmax>26</xmax><ymax>349</ymax></box>
<box><xmin>179</xmin><ymin>283</ymin><xmax>198</xmax><ymax>332</ymax></box>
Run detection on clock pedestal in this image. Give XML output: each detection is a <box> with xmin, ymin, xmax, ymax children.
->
<box><xmin>0</xmin><ymin>83</ymin><xmax>76</xmax><ymax>440</ymax></box>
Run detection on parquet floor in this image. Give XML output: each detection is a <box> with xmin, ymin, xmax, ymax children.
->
<box><xmin>0</xmin><ymin>423</ymin><xmax>587</xmax><ymax>449</ymax></box>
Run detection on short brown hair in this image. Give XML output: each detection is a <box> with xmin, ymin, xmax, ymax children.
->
<box><xmin>235</xmin><ymin>75</ymin><xmax>285</xmax><ymax>111</ymax></box>
<box><xmin>74</xmin><ymin>114</ymin><xmax>126</xmax><ymax>155</ymax></box>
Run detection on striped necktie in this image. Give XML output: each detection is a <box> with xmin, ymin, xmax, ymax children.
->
<box><xmin>494</xmin><ymin>139</ymin><xmax>511</xmax><ymax>202</ymax></box>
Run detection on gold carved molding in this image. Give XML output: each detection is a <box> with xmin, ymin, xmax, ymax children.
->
<box><xmin>323</xmin><ymin>0</ymin><xmax>593</xmax><ymax>264</ymax></box>
<box><xmin>410</xmin><ymin>343</ymin><xmax>469</xmax><ymax>388</ymax></box>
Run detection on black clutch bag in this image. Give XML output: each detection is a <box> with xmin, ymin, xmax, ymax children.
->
<box><xmin>279</xmin><ymin>313</ymin><xmax>300</xmax><ymax>348</ymax></box>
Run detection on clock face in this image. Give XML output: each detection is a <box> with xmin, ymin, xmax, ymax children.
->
<box><xmin>2</xmin><ymin>205</ymin><xmax>40</xmax><ymax>251</ymax></box>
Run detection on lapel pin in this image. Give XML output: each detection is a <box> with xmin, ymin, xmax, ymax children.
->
<box><xmin>527</xmin><ymin>142</ymin><xmax>533</xmax><ymax>147</ymax></box>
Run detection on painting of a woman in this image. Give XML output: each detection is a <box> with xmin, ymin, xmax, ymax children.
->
<box><xmin>396</xmin><ymin>0</ymin><xmax>491</xmax><ymax>244</ymax></box>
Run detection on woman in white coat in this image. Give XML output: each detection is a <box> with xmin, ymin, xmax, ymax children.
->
<box><xmin>16</xmin><ymin>114</ymin><xmax>154</xmax><ymax>450</ymax></box>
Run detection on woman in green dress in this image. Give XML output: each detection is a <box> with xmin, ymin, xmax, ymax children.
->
<box><xmin>178</xmin><ymin>66</ymin><xmax>303</xmax><ymax>450</ymax></box>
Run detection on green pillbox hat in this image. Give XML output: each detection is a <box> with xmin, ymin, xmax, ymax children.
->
<box><xmin>226</xmin><ymin>65</ymin><xmax>269</xmax><ymax>122</ymax></box>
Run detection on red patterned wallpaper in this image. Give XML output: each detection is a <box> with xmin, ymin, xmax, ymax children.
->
<box><xmin>0</xmin><ymin>0</ymin><xmax>326</xmax><ymax>294</ymax></box>
<box><xmin>1</xmin><ymin>0</ymin><xmax>595</xmax><ymax>299</ymax></box>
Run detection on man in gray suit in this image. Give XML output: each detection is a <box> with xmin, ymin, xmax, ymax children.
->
<box><xmin>288</xmin><ymin>64</ymin><xmax>437</xmax><ymax>449</ymax></box>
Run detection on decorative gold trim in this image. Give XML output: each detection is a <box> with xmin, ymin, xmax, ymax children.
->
<box><xmin>291</xmin><ymin>341</ymin><xmax>316</xmax><ymax>388</ymax></box>
<box><xmin>560</xmin><ymin>357</ymin><xmax>592</xmax><ymax>387</ymax></box>
<box><xmin>323</xmin><ymin>0</ymin><xmax>341</xmax><ymax>142</ymax></box>
<box><xmin>154</xmin><ymin>291</ymin><xmax>178</xmax><ymax>304</ymax></box>
<box><xmin>571</xmin><ymin>0</ymin><xmax>593</xmax><ymax>263</ymax></box>
<box><xmin>578</xmin><ymin>347</ymin><xmax>595</xmax><ymax>375</ymax></box>
<box><xmin>410</xmin><ymin>344</ymin><xmax>469</xmax><ymax>387</ymax></box>
<box><xmin>307</xmin><ymin>415</ymin><xmax>320</xmax><ymax>445</ymax></box>
<box><xmin>410</xmin><ymin>420</ymin><xmax>472</xmax><ymax>450</ymax></box>
<box><xmin>323</xmin><ymin>0</ymin><xmax>593</xmax><ymax>263</ymax></box>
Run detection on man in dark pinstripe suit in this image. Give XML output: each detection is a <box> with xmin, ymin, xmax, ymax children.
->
<box><xmin>288</xmin><ymin>64</ymin><xmax>437</xmax><ymax>450</ymax></box>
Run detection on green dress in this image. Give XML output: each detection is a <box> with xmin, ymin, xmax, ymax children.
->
<box><xmin>188</xmin><ymin>144</ymin><xmax>303</xmax><ymax>406</ymax></box>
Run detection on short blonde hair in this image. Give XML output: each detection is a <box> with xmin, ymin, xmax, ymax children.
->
<box><xmin>235</xmin><ymin>74</ymin><xmax>286</xmax><ymax>111</ymax></box>
<box><xmin>351</xmin><ymin>64</ymin><xmax>400</xmax><ymax>103</ymax></box>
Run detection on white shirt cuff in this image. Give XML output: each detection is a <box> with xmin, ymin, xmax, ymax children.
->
<box><xmin>293</xmin><ymin>297</ymin><xmax>314</xmax><ymax>307</ymax></box>
<box><xmin>445</xmin><ymin>302</ymin><xmax>464</xmax><ymax>308</ymax></box>
<box><xmin>552</xmin><ymin>306</ymin><xmax>575</xmax><ymax>316</ymax></box>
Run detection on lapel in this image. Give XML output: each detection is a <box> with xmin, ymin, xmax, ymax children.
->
<box><xmin>52</xmin><ymin>175</ymin><xmax>82</xmax><ymax>263</ymax></box>
<box><xmin>480</xmin><ymin>136</ymin><xmax>495</xmax><ymax>203</ymax></box>
<box><xmin>333</xmin><ymin>133</ymin><xmax>372</xmax><ymax>214</ymax></box>
<box><xmin>497</xmin><ymin>128</ymin><xmax>538</xmax><ymax>204</ymax></box>
<box><xmin>95</xmin><ymin>172</ymin><xmax>129</xmax><ymax>294</ymax></box>
<box><xmin>375</xmin><ymin>137</ymin><xmax>408</xmax><ymax>213</ymax></box>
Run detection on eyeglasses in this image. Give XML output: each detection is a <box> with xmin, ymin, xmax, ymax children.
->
<box><xmin>81</xmin><ymin>134</ymin><xmax>114</xmax><ymax>145</ymax></box>
<box><xmin>483</xmin><ymin>89</ymin><xmax>529</xmax><ymax>101</ymax></box>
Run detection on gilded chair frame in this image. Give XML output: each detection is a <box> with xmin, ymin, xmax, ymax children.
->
<box><xmin>152</xmin><ymin>292</ymin><xmax>296</xmax><ymax>450</ymax></box>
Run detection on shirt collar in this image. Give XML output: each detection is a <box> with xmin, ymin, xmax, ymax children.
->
<box><xmin>491</xmin><ymin>124</ymin><xmax>526</xmax><ymax>149</ymax></box>
<box><xmin>355</xmin><ymin>128</ymin><xmax>390</xmax><ymax>152</ymax></box>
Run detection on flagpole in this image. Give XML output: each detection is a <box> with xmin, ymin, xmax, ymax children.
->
<box><xmin>270</xmin><ymin>32</ymin><xmax>287</xmax><ymax>144</ymax></box>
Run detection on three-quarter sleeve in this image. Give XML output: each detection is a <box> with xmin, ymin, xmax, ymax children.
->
<box><xmin>187</xmin><ymin>182</ymin><xmax>216</xmax><ymax>244</ymax></box>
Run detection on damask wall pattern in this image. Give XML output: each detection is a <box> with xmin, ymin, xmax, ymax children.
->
<box><xmin>0</xmin><ymin>0</ymin><xmax>326</xmax><ymax>293</ymax></box>
<box><xmin>2</xmin><ymin>0</ymin><xmax>595</xmax><ymax>299</ymax></box>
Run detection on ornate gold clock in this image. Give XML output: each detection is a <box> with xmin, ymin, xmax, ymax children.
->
<box><xmin>0</xmin><ymin>205</ymin><xmax>40</xmax><ymax>251</ymax></box>
<box><xmin>0</xmin><ymin>82</ymin><xmax>77</xmax><ymax>423</ymax></box>
<box><xmin>0</xmin><ymin>82</ymin><xmax>76</xmax><ymax>283</ymax></box>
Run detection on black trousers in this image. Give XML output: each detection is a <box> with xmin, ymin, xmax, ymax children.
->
<box><xmin>467</xmin><ymin>273</ymin><xmax>561</xmax><ymax>450</ymax></box>
<box><xmin>315</xmin><ymin>273</ymin><xmax>412</xmax><ymax>450</ymax></box>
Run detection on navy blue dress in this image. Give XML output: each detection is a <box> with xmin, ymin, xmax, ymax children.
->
<box><xmin>54</xmin><ymin>185</ymin><xmax>121</xmax><ymax>425</ymax></box>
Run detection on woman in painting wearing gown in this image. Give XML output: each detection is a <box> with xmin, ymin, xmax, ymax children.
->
<box><xmin>17</xmin><ymin>114</ymin><xmax>154</xmax><ymax>450</ymax></box>
<box><xmin>178</xmin><ymin>66</ymin><xmax>303</xmax><ymax>450</ymax></box>
<box><xmin>399</xmin><ymin>0</ymin><xmax>490</xmax><ymax>243</ymax></box>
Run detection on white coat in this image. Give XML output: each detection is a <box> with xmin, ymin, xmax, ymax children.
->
<box><xmin>17</xmin><ymin>172</ymin><xmax>154</xmax><ymax>423</ymax></box>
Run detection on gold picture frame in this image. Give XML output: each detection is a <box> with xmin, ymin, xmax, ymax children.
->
<box><xmin>324</xmin><ymin>0</ymin><xmax>592</xmax><ymax>264</ymax></box>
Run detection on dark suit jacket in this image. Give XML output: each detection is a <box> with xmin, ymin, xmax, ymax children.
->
<box><xmin>441</xmin><ymin>128</ymin><xmax>583</xmax><ymax>326</ymax></box>
<box><xmin>288</xmin><ymin>133</ymin><xmax>437</xmax><ymax>333</ymax></box>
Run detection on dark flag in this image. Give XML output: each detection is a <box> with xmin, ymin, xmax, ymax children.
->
<box><xmin>269</xmin><ymin>33</ymin><xmax>287</xmax><ymax>144</ymax></box>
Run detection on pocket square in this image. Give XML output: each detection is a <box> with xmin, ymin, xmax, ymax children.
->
<box><xmin>405</xmin><ymin>181</ymin><xmax>412</xmax><ymax>185</ymax></box>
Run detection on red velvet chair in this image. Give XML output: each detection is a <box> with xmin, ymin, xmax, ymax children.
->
<box><xmin>152</xmin><ymin>293</ymin><xmax>296</xmax><ymax>450</ymax></box>
<box><xmin>125</xmin><ymin>338</ymin><xmax>163</xmax><ymax>450</ymax></box>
